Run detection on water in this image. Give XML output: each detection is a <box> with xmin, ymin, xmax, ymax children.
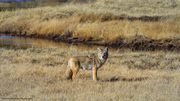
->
<box><xmin>0</xmin><ymin>36</ymin><xmax>15</xmax><ymax>38</ymax></box>
<box><xmin>0</xmin><ymin>35</ymin><xmax>106</xmax><ymax>51</ymax></box>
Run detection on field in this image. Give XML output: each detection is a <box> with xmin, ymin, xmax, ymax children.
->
<box><xmin>0</xmin><ymin>0</ymin><xmax>180</xmax><ymax>50</ymax></box>
<box><xmin>0</xmin><ymin>0</ymin><xmax>180</xmax><ymax>101</ymax></box>
<box><xmin>0</xmin><ymin>47</ymin><xmax>180</xmax><ymax>100</ymax></box>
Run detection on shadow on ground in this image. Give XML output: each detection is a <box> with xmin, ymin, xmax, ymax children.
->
<box><xmin>102</xmin><ymin>76</ymin><xmax>149</xmax><ymax>82</ymax></box>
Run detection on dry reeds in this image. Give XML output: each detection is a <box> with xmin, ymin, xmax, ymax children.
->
<box><xmin>0</xmin><ymin>0</ymin><xmax>179</xmax><ymax>42</ymax></box>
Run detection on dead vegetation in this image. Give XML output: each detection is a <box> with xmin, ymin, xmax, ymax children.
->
<box><xmin>0</xmin><ymin>0</ymin><xmax>180</xmax><ymax>50</ymax></box>
<box><xmin>0</xmin><ymin>0</ymin><xmax>180</xmax><ymax>100</ymax></box>
<box><xmin>0</xmin><ymin>47</ymin><xmax>180</xmax><ymax>101</ymax></box>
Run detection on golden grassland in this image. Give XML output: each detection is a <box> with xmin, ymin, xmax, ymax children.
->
<box><xmin>0</xmin><ymin>47</ymin><xmax>180</xmax><ymax>101</ymax></box>
<box><xmin>0</xmin><ymin>0</ymin><xmax>180</xmax><ymax>42</ymax></box>
<box><xmin>0</xmin><ymin>0</ymin><xmax>180</xmax><ymax>100</ymax></box>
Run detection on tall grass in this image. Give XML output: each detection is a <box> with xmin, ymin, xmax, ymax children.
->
<box><xmin>0</xmin><ymin>0</ymin><xmax>180</xmax><ymax>42</ymax></box>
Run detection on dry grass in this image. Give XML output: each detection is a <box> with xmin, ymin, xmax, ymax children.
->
<box><xmin>0</xmin><ymin>47</ymin><xmax>180</xmax><ymax>101</ymax></box>
<box><xmin>0</xmin><ymin>1</ymin><xmax>180</xmax><ymax>100</ymax></box>
<box><xmin>0</xmin><ymin>0</ymin><xmax>180</xmax><ymax>42</ymax></box>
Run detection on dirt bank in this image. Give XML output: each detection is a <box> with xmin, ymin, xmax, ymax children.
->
<box><xmin>1</xmin><ymin>33</ymin><xmax>180</xmax><ymax>51</ymax></box>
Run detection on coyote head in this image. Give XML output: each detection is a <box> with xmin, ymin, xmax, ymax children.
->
<box><xmin>97</xmin><ymin>47</ymin><xmax>109</xmax><ymax>61</ymax></box>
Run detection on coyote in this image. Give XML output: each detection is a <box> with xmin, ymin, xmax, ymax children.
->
<box><xmin>66</xmin><ymin>47</ymin><xmax>109</xmax><ymax>81</ymax></box>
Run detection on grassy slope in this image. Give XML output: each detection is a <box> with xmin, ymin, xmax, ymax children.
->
<box><xmin>0</xmin><ymin>0</ymin><xmax>180</xmax><ymax>42</ymax></box>
<box><xmin>0</xmin><ymin>47</ymin><xmax>180</xmax><ymax>100</ymax></box>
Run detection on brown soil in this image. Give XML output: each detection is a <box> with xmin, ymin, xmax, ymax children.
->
<box><xmin>1</xmin><ymin>32</ymin><xmax>180</xmax><ymax>51</ymax></box>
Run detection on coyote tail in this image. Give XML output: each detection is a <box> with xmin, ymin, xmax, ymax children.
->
<box><xmin>66</xmin><ymin>68</ymin><xmax>73</xmax><ymax>80</ymax></box>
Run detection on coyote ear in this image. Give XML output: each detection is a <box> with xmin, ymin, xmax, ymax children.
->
<box><xmin>104</xmin><ymin>47</ymin><xmax>108</xmax><ymax>52</ymax></box>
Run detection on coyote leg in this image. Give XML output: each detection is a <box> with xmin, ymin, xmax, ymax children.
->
<box><xmin>72</xmin><ymin>68</ymin><xmax>79</xmax><ymax>80</ymax></box>
<box><xmin>92</xmin><ymin>67</ymin><xmax>98</xmax><ymax>81</ymax></box>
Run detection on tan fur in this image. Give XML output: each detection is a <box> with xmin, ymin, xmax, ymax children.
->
<box><xmin>66</xmin><ymin>47</ymin><xmax>109</xmax><ymax>81</ymax></box>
